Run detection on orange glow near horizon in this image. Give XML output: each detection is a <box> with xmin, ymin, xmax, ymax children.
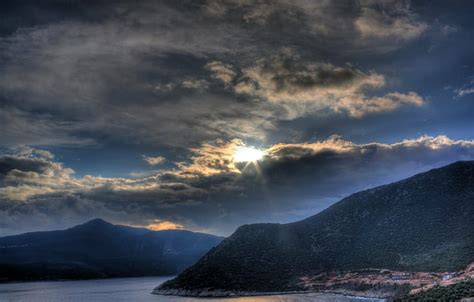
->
<box><xmin>146</xmin><ymin>220</ymin><xmax>184</xmax><ymax>231</ymax></box>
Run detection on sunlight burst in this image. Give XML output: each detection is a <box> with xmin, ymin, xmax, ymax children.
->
<box><xmin>234</xmin><ymin>146</ymin><xmax>265</xmax><ymax>163</ymax></box>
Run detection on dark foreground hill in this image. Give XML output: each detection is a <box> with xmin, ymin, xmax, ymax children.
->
<box><xmin>395</xmin><ymin>279</ymin><xmax>474</xmax><ymax>301</ymax></box>
<box><xmin>0</xmin><ymin>219</ymin><xmax>223</xmax><ymax>282</ymax></box>
<box><xmin>157</xmin><ymin>161</ymin><xmax>474</xmax><ymax>296</ymax></box>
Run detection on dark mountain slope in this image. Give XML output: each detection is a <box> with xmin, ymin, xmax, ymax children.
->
<box><xmin>158</xmin><ymin>161</ymin><xmax>474</xmax><ymax>294</ymax></box>
<box><xmin>0</xmin><ymin>218</ymin><xmax>223</xmax><ymax>282</ymax></box>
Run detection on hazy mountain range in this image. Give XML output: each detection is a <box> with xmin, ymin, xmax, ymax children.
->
<box><xmin>0</xmin><ymin>218</ymin><xmax>223</xmax><ymax>282</ymax></box>
<box><xmin>157</xmin><ymin>161</ymin><xmax>474</xmax><ymax>297</ymax></box>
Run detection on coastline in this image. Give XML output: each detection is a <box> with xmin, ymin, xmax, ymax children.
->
<box><xmin>155</xmin><ymin>263</ymin><xmax>474</xmax><ymax>299</ymax></box>
<box><xmin>152</xmin><ymin>288</ymin><xmax>388</xmax><ymax>300</ymax></box>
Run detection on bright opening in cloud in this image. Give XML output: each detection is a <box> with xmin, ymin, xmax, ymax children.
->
<box><xmin>234</xmin><ymin>146</ymin><xmax>265</xmax><ymax>163</ymax></box>
<box><xmin>146</xmin><ymin>220</ymin><xmax>183</xmax><ymax>231</ymax></box>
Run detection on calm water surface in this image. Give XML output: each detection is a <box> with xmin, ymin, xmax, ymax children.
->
<box><xmin>0</xmin><ymin>277</ymin><xmax>385</xmax><ymax>302</ymax></box>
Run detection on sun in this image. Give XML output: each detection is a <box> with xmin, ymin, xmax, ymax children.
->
<box><xmin>234</xmin><ymin>146</ymin><xmax>265</xmax><ymax>163</ymax></box>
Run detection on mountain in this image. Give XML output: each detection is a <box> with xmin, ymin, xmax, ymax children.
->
<box><xmin>0</xmin><ymin>218</ymin><xmax>223</xmax><ymax>282</ymax></box>
<box><xmin>157</xmin><ymin>161</ymin><xmax>474</xmax><ymax>296</ymax></box>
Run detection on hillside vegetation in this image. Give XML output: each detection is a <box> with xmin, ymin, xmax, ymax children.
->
<box><xmin>395</xmin><ymin>279</ymin><xmax>474</xmax><ymax>301</ymax></box>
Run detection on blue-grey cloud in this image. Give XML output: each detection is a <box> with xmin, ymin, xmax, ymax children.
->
<box><xmin>1</xmin><ymin>135</ymin><xmax>473</xmax><ymax>236</ymax></box>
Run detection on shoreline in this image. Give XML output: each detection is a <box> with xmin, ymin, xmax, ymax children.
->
<box><xmin>153</xmin><ymin>288</ymin><xmax>388</xmax><ymax>300</ymax></box>
<box><xmin>155</xmin><ymin>263</ymin><xmax>474</xmax><ymax>299</ymax></box>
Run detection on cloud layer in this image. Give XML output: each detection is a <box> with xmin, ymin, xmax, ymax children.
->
<box><xmin>1</xmin><ymin>135</ymin><xmax>473</xmax><ymax>235</ymax></box>
<box><xmin>355</xmin><ymin>0</ymin><xmax>427</xmax><ymax>41</ymax></box>
<box><xmin>209</xmin><ymin>52</ymin><xmax>424</xmax><ymax>118</ymax></box>
<box><xmin>0</xmin><ymin>0</ymin><xmax>431</xmax><ymax>148</ymax></box>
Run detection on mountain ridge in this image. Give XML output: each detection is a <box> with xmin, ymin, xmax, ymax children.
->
<box><xmin>157</xmin><ymin>160</ymin><xmax>474</xmax><ymax>296</ymax></box>
<box><xmin>0</xmin><ymin>218</ymin><xmax>224</xmax><ymax>282</ymax></box>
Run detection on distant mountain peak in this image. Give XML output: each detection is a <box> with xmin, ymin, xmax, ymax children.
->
<box><xmin>71</xmin><ymin>218</ymin><xmax>114</xmax><ymax>231</ymax></box>
<box><xmin>86</xmin><ymin>218</ymin><xmax>111</xmax><ymax>224</ymax></box>
<box><xmin>0</xmin><ymin>218</ymin><xmax>223</xmax><ymax>282</ymax></box>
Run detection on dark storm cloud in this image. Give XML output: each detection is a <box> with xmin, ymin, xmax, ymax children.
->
<box><xmin>0</xmin><ymin>156</ymin><xmax>51</xmax><ymax>176</ymax></box>
<box><xmin>0</xmin><ymin>0</ymin><xmax>431</xmax><ymax>148</ymax></box>
<box><xmin>0</xmin><ymin>1</ymin><xmax>255</xmax><ymax>147</ymax></box>
<box><xmin>0</xmin><ymin>147</ymin><xmax>56</xmax><ymax>176</ymax></box>
<box><xmin>1</xmin><ymin>135</ymin><xmax>474</xmax><ymax>235</ymax></box>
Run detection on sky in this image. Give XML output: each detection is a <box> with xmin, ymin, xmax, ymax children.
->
<box><xmin>1</xmin><ymin>0</ymin><xmax>474</xmax><ymax>236</ymax></box>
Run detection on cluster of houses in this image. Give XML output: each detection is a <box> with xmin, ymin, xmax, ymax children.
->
<box><xmin>390</xmin><ymin>272</ymin><xmax>411</xmax><ymax>281</ymax></box>
<box><xmin>301</xmin><ymin>263</ymin><xmax>473</xmax><ymax>296</ymax></box>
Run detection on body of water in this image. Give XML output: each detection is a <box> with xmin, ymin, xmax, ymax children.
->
<box><xmin>0</xmin><ymin>277</ymin><xmax>385</xmax><ymax>302</ymax></box>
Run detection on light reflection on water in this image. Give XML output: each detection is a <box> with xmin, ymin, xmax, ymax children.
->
<box><xmin>0</xmin><ymin>277</ymin><xmax>385</xmax><ymax>302</ymax></box>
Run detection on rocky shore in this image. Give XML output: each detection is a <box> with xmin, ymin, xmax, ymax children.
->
<box><xmin>153</xmin><ymin>262</ymin><xmax>474</xmax><ymax>300</ymax></box>
<box><xmin>152</xmin><ymin>287</ymin><xmax>389</xmax><ymax>300</ymax></box>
